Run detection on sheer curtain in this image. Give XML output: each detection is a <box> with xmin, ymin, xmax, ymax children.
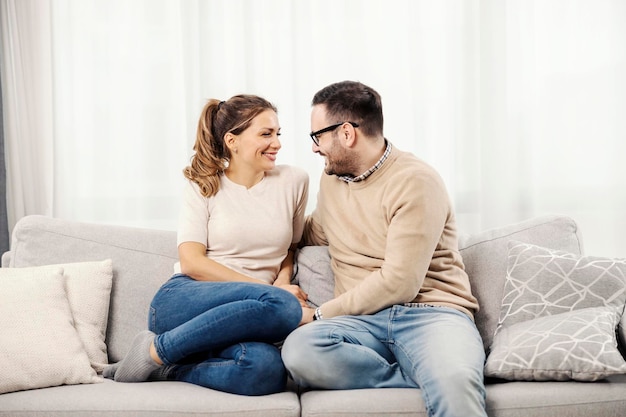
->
<box><xmin>475</xmin><ymin>0</ymin><xmax>626</xmax><ymax>257</ymax></box>
<box><xmin>0</xmin><ymin>66</ymin><xmax>8</xmax><ymax>254</ymax></box>
<box><xmin>2</xmin><ymin>0</ymin><xmax>625</xmax><ymax>257</ymax></box>
<box><xmin>1</xmin><ymin>0</ymin><xmax>54</xmax><ymax>233</ymax></box>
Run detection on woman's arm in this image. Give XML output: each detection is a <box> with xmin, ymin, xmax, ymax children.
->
<box><xmin>178</xmin><ymin>241</ymin><xmax>263</xmax><ymax>283</ymax></box>
<box><xmin>274</xmin><ymin>244</ymin><xmax>296</xmax><ymax>286</ymax></box>
<box><xmin>273</xmin><ymin>244</ymin><xmax>308</xmax><ymax>305</ymax></box>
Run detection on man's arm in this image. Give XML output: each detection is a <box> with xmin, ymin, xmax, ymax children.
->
<box><xmin>300</xmin><ymin>212</ymin><xmax>328</xmax><ymax>247</ymax></box>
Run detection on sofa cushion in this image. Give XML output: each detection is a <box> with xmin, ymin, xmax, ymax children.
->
<box><xmin>496</xmin><ymin>241</ymin><xmax>626</xmax><ymax>327</ymax></box>
<box><xmin>299</xmin><ymin>376</ymin><xmax>626</xmax><ymax>417</ymax></box>
<box><xmin>459</xmin><ymin>215</ymin><xmax>583</xmax><ymax>351</ymax></box>
<box><xmin>293</xmin><ymin>246</ymin><xmax>334</xmax><ymax>307</ymax></box>
<box><xmin>485</xmin><ymin>241</ymin><xmax>626</xmax><ymax>381</ymax></box>
<box><xmin>0</xmin><ymin>266</ymin><xmax>100</xmax><ymax>394</ymax></box>
<box><xmin>0</xmin><ymin>379</ymin><xmax>301</xmax><ymax>417</ymax></box>
<box><xmin>4</xmin><ymin>215</ymin><xmax>178</xmax><ymax>363</ymax></box>
<box><xmin>62</xmin><ymin>260</ymin><xmax>114</xmax><ymax>372</ymax></box>
<box><xmin>485</xmin><ymin>306</ymin><xmax>626</xmax><ymax>381</ymax></box>
<box><xmin>23</xmin><ymin>260</ymin><xmax>113</xmax><ymax>373</ymax></box>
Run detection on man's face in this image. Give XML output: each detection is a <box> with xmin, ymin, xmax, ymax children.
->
<box><xmin>310</xmin><ymin>105</ymin><xmax>358</xmax><ymax>177</ymax></box>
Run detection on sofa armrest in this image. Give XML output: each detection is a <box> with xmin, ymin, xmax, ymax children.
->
<box><xmin>1</xmin><ymin>251</ymin><xmax>12</xmax><ymax>267</ymax></box>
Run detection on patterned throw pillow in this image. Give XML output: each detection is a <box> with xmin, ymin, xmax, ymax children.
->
<box><xmin>485</xmin><ymin>307</ymin><xmax>626</xmax><ymax>381</ymax></box>
<box><xmin>485</xmin><ymin>241</ymin><xmax>626</xmax><ymax>381</ymax></box>
<box><xmin>497</xmin><ymin>241</ymin><xmax>626</xmax><ymax>329</ymax></box>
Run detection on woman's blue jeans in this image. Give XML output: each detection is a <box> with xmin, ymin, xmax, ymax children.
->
<box><xmin>148</xmin><ymin>274</ymin><xmax>302</xmax><ymax>396</ymax></box>
<box><xmin>282</xmin><ymin>304</ymin><xmax>487</xmax><ymax>417</ymax></box>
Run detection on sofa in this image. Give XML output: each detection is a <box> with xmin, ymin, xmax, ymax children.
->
<box><xmin>1</xmin><ymin>214</ymin><xmax>626</xmax><ymax>417</ymax></box>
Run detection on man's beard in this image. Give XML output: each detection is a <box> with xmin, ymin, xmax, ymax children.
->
<box><xmin>323</xmin><ymin>140</ymin><xmax>359</xmax><ymax>177</ymax></box>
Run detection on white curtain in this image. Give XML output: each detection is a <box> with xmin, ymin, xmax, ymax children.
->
<box><xmin>2</xmin><ymin>0</ymin><xmax>625</xmax><ymax>257</ymax></box>
<box><xmin>1</xmin><ymin>0</ymin><xmax>55</xmax><ymax>226</ymax></box>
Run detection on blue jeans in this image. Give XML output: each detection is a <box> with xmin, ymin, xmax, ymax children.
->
<box><xmin>282</xmin><ymin>304</ymin><xmax>487</xmax><ymax>417</ymax></box>
<box><xmin>148</xmin><ymin>274</ymin><xmax>302</xmax><ymax>396</ymax></box>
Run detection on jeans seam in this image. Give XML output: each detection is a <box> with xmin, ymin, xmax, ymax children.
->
<box><xmin>153</xmin><ymin>334</ymin><xmax>174</xmax><ymax>366</ymax></box>
<box><xmin>149</xmin><ymin>306</ymin><xmax>156</xmax><ymax>332</ymax></box>
<box><xmin>235</xmin><ymin>343</ymin><xmax>246</xmax><ymax>365</ymax></box>
<box><xmin>387</xmin><ymin>306</ymin><xmax>395</xmax><ymax>345</ymax></box>
<box><xmin>390</xmin><ymin>311</ymin><xmax>435</xmax><ymax>417</ymax></box>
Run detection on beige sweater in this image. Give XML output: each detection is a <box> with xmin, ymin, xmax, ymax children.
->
<box><xmin>177</xmin><ymin>165</ymin><xmax>309</xmax><ymax>284</ymax></box>
<box><xmin>303</xmin><ymin>146</ymin><xmax>478</xmax><ymax>319</ymax></box>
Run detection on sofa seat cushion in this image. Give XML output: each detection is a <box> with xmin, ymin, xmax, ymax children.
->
<box><xmin>484</xmin><ymin>375</ymin><xmax>626</xmax><ymax>417</ymax></box>
<box><xmin>0</xmin><ymin>380</ymin><xmax>301</xmax><ymax>417</ymax></box>
<box><xmin>300</xmin><ymin>389</ymin><xmax>428</xmax><ymax>417</ymax></box>
<box><xmin>298</xmin><ymin>375</ymin><xmax>626</xmax><ymax>417</ymax></box>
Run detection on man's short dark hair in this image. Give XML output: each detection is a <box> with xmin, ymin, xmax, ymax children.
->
<box><xmin>312</xmin><ymin>81</ymin><xmax>384</xmax><ymax>138</ymax></box>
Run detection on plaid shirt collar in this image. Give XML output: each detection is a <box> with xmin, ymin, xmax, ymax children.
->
<box><xmin>338</xmin><ymin>139</ymin><xmax>392</xmax><ymax>183</ymax></box>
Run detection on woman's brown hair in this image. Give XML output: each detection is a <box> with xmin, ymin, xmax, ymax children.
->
<box><xmin>183</xmin><ymin>95</ymin><xmax>277</xmax><ymax>197</ymax></box>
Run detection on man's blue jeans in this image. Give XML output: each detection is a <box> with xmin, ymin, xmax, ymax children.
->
<box><xmin>282</xmin><ymin>304</ymin><xmax>487</xmax><ymax>417</ymax></box>
<box><xmin>148</xmin><ymin>274</ymin><xmax>302</xmax><ymax>395</ymax></box>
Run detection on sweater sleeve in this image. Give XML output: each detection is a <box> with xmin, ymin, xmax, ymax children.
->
<box><xmin>177</xmin><ymin>180</ymin><xmax>210</xmax><ymax>248</ymax></box>
<box><xmin>319</xmin><ymin>170</ymin><xmax>450</xmax><ymax>317</ymax></box>
<box><xmin>290</xmin><ymin>167</ymin><xmax>310</xmax><ymax>245</ymax></box>
<box><xmin>301</xmin><ymin>175</ymin><xmax>329</xmax><ymax>247</ymax></box>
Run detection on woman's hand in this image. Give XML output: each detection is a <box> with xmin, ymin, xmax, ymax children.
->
<box><xmin>274</xmin><ymin>245</ymin><xmax>308</xmax><ymax>306</ymax></box>
<box><xmin>275</xmin><ymin>283</ymin><xmax>308</xmax><ymax>307</ymax></box>
<box><xmin>300</xmin><ymin>307</ymin><xmax>316</xmax><ymax>326</ymax></box>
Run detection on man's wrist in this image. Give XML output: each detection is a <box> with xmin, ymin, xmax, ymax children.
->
<box><xmin>313</xmin><ymin>307</ymin><xmax>324</xmax><ymax>321</ymax></box>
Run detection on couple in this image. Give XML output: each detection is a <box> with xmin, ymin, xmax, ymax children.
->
<box><xmin>104</xmin><ymin>81</ymin><xmax>488</xmax><ymax>417</ymax></box>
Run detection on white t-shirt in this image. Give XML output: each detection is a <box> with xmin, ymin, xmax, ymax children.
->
<box><xmin>175</xmin><ymin>165</ymin><xmax>309</xmax><ymax>284</ymax></box>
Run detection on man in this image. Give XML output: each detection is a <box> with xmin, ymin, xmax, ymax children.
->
<box><xmin>281</xmin><ymin>81</ymin><xmax>487</xmax><ymax>417</ymax></box>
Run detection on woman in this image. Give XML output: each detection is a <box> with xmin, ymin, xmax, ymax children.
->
<box><xmin>104</xmin><ymin>95</ymin><xmax>309</xmax><ymax>395</ymax></box>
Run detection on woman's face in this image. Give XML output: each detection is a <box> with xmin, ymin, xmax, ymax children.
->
<box><xmin>231</xmin><ymin>109</ymin><xmax>281</xmax><ymax>173</ymax></box>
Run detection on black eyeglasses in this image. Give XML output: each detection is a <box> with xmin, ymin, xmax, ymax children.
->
<box><xmin>309</xmin><ymin>122</ymin><xmax>359</xmax><ymax>146</ymax></box>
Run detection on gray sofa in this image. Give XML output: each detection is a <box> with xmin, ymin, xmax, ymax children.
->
<box><xmin>1</xmin><ymin>214</ymin><xmax>626</xmax><ymax>416</ymax></box>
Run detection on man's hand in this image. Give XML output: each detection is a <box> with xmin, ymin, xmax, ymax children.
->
<box><xmin>300</xmin><ymin>307</ymin><xmax>316</xmax><ymax>326</ymax></box>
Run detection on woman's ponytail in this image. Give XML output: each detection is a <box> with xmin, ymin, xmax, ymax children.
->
<box><xmin>183</xmin><ymin>99</ymin><xmax>228</xmax><ymax>197</ymax></box>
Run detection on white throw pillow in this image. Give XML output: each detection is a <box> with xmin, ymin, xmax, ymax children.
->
<box><xmin>0</xmin><ymin>267</ymin><xmax>100</xmax><ymax>394</ymax></box>
<box><xmin>8</xmin><ymin>260</ymin><xmax>115</xmax><ymax>372</ymax></box>
<box><xmin>45</xmin><ymin>260</ymin><xmax>114</xmax><ymax>372</ymax></box>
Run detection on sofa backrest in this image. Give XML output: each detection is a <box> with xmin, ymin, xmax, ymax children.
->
<box><xmin>2</xmin><ymin>215</ymin><xmax>178</xmax><ymax>363</ymax></box>
<box><xmin>459</xmin><ymin>215</ymin><xmax>583</xmax><ymax>350</ymax></box>
<box><xmin>3</xmin><ymin>214</ymin><xmax>585</xmax><ymax>359</ymax></box>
